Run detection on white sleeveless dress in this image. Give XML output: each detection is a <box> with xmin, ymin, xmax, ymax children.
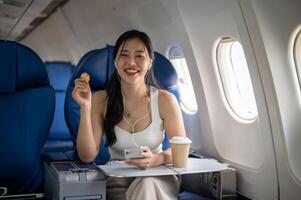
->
<box><xmin>106</xmin><ymin>87</ymin><xmax>180</xmax><ymax>200</ymax></box>
<box><xmin>109</xmin><ymin>86</ymin><xmax>164</xmax><ymax>160</ymax></box>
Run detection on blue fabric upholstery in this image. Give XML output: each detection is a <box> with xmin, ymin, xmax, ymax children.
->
<box><xmin>44</xmin><ymin>62</ymin><xmax>74</xmax><ymax>152</ymax></box>
<box><xmin>0</xmin><ymin>40</ymin><xmax>55</xmax><ymax>194</ymax></box>
<box><xmin>178</xmin><ymin>191</ymin><xmax>213</xmax><ymax>200</ymax></box>
<box><xmin>65</xmin><ymin>46</ymin><xmax>113</xmax><ymax>164</ymax></box>
<box><xmin>65</xmin><ymin>45</ymin><xmax>180</xmax><ymax>164</ymax></box>
<box><xmin>153</xmin><ymin>52</ymin><xmax>180</xmax><ymax>101</ymax></box>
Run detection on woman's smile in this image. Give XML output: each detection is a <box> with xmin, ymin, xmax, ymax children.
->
<box><xmin>124</xmin><ymin>67</ymin><xmax>141</xmax><ymax>76</ymax></box>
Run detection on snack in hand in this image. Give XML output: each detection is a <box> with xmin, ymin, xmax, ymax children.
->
<box><xmin>80</xmin><ymin>72</ymin><xmax>90</xmax><ymax>82</ymax></box>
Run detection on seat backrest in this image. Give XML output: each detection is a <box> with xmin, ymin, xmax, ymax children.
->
<box><xmin>65</xmin><ymin>45</ymin><xmax>180</xmax><ymax>164</ymax></box>
<box><xmin>65</xmin><ymin>46</ymin><xmax>114</xmax><ymax>164</ymax></box>
<box><xmin>0</xmin><ymin>41</ymin><xmax>55</xmax><ymax>194</ymax></box>
<box><xmin>44</xmin><ymin>61</ymin><xmax>74</xmax><ymax>152</ymax></box>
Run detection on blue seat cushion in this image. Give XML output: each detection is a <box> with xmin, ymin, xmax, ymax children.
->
<box><xmin>44</xmin><ymin>62</ymin><xmax>74</xmax><ymax>152</ymax></box>
<box><xmin>0</xmin><ymin>40</ymin><xmax>55</xmax><ymax>194</ymax></box>
<box><xmin>179</xmin><ymin>191</ymin><xmax>213</xmax><ymax>200</ymax></box>
<box><xmin>0</xmin><ymin>87</ymin><xmax>55</xmax><ymax>194</ymax></box>
<box><xmin>45</xmin><ymin>62</ymin><xmax>73</xmax><ymax>91</ymax></box>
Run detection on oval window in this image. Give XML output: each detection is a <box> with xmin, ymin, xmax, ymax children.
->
<box><xmin>167</xmin><ymin>45</ymin><xmax>198</xmax><ymax>114</ymax></box>
<box><xmin>216</xmin><ymin>37</ymin><xmax>258</xmax><ymax>121</ymax></box>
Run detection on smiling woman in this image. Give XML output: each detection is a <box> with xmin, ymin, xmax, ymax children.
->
<box><xmin>72</xmin><ymin>30</ymin><xmax>186</xmax><ymax>200</ymax></box>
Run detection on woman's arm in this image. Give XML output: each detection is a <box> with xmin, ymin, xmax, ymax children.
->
<box><xmin>154</xmin><ymin>89</ymin><xmax>186</xmax><ymax>165</ymax></box>
<box><xmin>75</xmin><ymin>89</ymin><xmax>107</xmax><ymax>163</ymax></box>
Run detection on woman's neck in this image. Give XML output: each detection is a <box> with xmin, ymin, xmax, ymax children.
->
<box><xmin>121</xmin><ymin>83</ymin><xmax>149</xmax><ymax>101</ymax></box>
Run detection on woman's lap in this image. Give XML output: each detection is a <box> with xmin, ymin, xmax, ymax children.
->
<box><xmin>106</xmin><ymin>175</ymin><xmax>180</xmax><ymax>200</ymax></box>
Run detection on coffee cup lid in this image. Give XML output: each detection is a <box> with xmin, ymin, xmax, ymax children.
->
<box><xmin>169</xmin><ymin>136</ymin><xmax>192</xmax><ymax>144</ymax></box>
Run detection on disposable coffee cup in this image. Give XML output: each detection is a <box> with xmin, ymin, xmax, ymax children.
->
<box><xmin>169</xmin><ymin>136</ymin><xmax>192</xmax><ymax>168</ymax></box>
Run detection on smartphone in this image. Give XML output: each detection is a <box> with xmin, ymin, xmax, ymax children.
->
<box><xmin>124</xmin><ymin>147</ymin><xmax>144</xmax><ymax>159</ymax></box>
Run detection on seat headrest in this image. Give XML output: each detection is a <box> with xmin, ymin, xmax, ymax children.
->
<box><xmin>69</xmin><ymin>45</ymin><xmax>115</xmax><ymax>91</ymax></box>
<box><xmin>0</xmin><ymin>40</ymin><xmax>49</xmax><ymax>93</ymax></box>
<box><xmin>45</xmin><ymin>61</ymin><xmax>74</xmax><ymax>91</ymax></box>
<box><xmin>152</xmin><ymin>52</ymin><xmax>180</xmax><ymax>100</ymax></box>
<box><xmin>65</xmin><ymin>45</ymin><xmax>115</xmax><ymax>164</ymax></box>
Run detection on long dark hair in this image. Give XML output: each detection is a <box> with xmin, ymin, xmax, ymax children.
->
<box><xmin>104</xmin><ymin>30</ymin><xmax>155</xmax><ymax>147</ymax></box>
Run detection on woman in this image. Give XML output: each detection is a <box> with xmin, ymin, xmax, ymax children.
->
<box><xmin>72</xmin><ymin>30</ymin><xmax>186</xmax><ymax>200</ymax></box>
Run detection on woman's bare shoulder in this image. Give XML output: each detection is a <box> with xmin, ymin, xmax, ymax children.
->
<box><xmin>157</xmin><ymin>89</ymin><xmax>179</xmax><ymax>117</ymax></box>
<box><xmin>158</xmin><ymin>89</ymin><xmax>177</xmax><ymax>104</ymax></box>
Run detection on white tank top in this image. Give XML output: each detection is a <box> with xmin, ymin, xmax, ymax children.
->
<box><xmin>108</xmin><ymin>86</ymin><xmax>164</xmax><ymax>160</ymax></box>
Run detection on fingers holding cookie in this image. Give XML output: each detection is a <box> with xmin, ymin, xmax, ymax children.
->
<box><xmin>72</xmin><ymin>72</ymin><xmax>92</xmax><ymax>107</ymax></box>
<box><xmin>74</xmin><ymin>72</ymin><xmax>90</xmax><ymax>92</ymax></box>
<box><xmin>74</xmin><ymin>79</ymin><xmax>89</xmax><ymax>92</ymax></box>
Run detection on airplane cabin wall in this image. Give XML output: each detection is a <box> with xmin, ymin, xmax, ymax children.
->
<box><xmin>177</xmin><ymin>0</ymin><xmax>279</xmax><ymax>199</ymax></box>
<box><xmin>242</xmin><ymin>0</ymin><xmax>301</xmax><ymax>198</ymax></box>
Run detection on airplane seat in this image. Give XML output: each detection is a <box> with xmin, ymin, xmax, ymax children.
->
<box><xmin>152</xmin><ymin>52</ymin><xmax>180</xmax><ymax>100</ymax></box>
<box><xmin>65</xmin><ymin>44</ymin><xmax>180</xmax><ymax>164</ymax></box>
<box><xmin>64</xmin><ymin>45</ymin><xmax>208</xmax><ymax>199</ymax></box>
<box><xmin>0</xmin><ymin>40</ymin><xmax>55</xmax><ymax>195</ymax></box>
<box><xmin>44</xmin><ymin>61</ymin><xmax>75</xmax><ymax>153</ymax></box>
<box><xmin>65</xmin><ymin>46</ymin><xmax>114</xmax><ymax>164</ymax></box>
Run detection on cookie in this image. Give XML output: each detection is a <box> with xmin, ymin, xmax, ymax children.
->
<box><xmin>80</xmin><ymin>72</ymin><xmax>90</xmax><ymax>82</ymax></box>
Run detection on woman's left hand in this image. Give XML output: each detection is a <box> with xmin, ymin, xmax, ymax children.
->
<box><xmin>125</xmin><ymin>146</ymin><xmax>156</xmax><ymax>169</ymax></box>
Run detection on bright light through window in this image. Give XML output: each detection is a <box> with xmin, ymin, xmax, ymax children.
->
<box><xmin>168</xmin><ymin>45</ymin><xmax>198</xmax><ymax>114</ymax></box>
<box><xmin>216</xmin><ymin>37</ymin><xmax>258</xmax><ymax>121</ymax></box>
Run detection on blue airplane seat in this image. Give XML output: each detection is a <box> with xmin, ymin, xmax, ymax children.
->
<box><xmin>64</xmin><ymin>45</ymin><xmax>208</xmax><ymax>199</ymax></box>
<box><xmin>0</xmin><ymin>40</ymin><xmax>55</xmax><ymax>195</ymax></box>
<box><xmin>65</xmin><ymin>45</ymin><xmax>180</xmax><ymax>164</ymax></box>
<box><xmin>65</xmin><ymin>46</ymin><xmax>113</xmax><ymax>165</ymax></box>
<box><xmin>153</xmin><ymin>52</ymin><xmax>180</xmax><ymax>101</ymax></box>
<box><xmin>44</xmin><ymin>61</ymin><xmax>75</xmax><ymax>152</ymax></box>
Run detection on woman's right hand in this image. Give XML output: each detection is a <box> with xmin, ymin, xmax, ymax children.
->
<box><xmin>72</xmin><ymin>78</ymin><xmax>92</xmax><ymax>109</ymax></box>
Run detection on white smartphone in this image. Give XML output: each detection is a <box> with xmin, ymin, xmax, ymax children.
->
<box><xmin>124</xmin><ymin>147</ymin><xmax>144</xmax><ymax>159</ymax></box>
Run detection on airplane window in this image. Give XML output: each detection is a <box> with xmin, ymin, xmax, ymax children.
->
<box><xmin>216</xmin><ymin>37</ymin><xmax>258</xmax><ymax>122</ymax></box>
<box><xmin>293</xmin><ymin>28</ymin><xmax>301</xmax><ymax>88</ymax></box>
<box><xmin>168</xmin><ymin>45</ymin><xmax>198</xmax><ymax>114</ymax></box>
